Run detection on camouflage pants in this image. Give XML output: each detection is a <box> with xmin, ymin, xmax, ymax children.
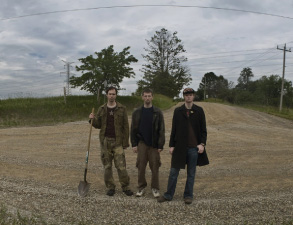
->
<box><xmin>100</xmin><ymin>137</ymin><xmax>130</xmax><ymax>191</ymax></box>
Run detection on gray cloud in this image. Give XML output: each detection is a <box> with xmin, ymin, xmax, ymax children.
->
<box><xmin>1</xmin><ymin>0</ymin><xmax>293</xmax><ymax>98</ymax></box>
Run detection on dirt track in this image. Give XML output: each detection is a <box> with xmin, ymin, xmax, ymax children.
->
<box><xmin>0</xmin><ymin>102</ymin><xmax>293</xmax><ymax>224</ymax></box>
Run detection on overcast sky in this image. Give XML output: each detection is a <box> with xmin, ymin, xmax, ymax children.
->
<box><xmin>1</xmin><ymin>0</ymin><xmax>293</xmax><ymax>99</ymax></box>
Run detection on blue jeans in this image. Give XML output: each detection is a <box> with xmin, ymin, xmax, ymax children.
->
<box><xmin>164</xmin><ymin>148</ymin><xmax>198</xmax><ymax>200</ymax></box>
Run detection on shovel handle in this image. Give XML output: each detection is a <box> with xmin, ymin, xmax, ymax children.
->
<box><xmin>84</xmin><ymin>107</ymin><xmax>94</xmax><ymax>181</ymax></box>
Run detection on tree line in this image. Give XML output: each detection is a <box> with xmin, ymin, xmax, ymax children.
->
<box><xmin>69</xmin><ymin>27</ymin><xmax>293</xmax><ymax>109</ymax></box>
<box><xmin>197</xmin><ymin>68</ymin><xmax>293</xmax><ymax>108</ymax></box>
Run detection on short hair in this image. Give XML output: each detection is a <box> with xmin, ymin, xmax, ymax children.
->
<box><xmin>141</xmin><ymin>88</ymin><xmax>153</xmax><ymax>96</ymax></box>
<box><xmin>106</xmin><ymin>86</ymin><xmax>118</xmax><ymax>94</ymax></box>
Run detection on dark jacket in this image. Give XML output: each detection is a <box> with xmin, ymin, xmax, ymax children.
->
<box><xmin>169</xmin><ymin>103</ymin><xmax>209</xmax><ymax>169</ymax></box>
<box><xmin>92</xmin><ymin>102</ymin><xmax>129</xmax><ymax>148</ymax></box>
<box><xmin>131</xmin><ymin>105</ymin><xmax>165</xmax><ymax>149</ymax></box>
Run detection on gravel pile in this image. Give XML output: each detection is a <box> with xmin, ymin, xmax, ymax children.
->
<box><xmin>1</xmin><ymin>177</ymin><xmax>292</xmax><ymax>225</ymax></box>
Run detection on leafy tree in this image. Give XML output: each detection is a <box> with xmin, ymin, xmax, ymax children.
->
<box><xmin>236</xmin><ymin>67</ymin><xmax>254</xmax><ymax>90</ymax></box>
<box><xmin>253</xmin><ymin>75</ymin><xmax>293</xmax><ymax>107</ymax></box>
<box><xmin>137</xmin><ymin>28</ymin><xmax>191</xmax><ymax>98</ymax></box>
<box><xmin>197</xmin><ymin>72</ymin><xmax>229</xmax><ymax>100</ymax></box>
<box><xmin>70</xmin><ymin>45</ymin><xmax>138</xmax><ymax>99</ymax></box>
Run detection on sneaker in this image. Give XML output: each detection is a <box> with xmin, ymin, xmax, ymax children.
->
<box><xmin>184</xmin><ymin>198</ymin><xmax>193</xmax><ymax>204</ymax></box>
<box><xmin>136</xmin><ymin>188</ymin><xmax>145</xmax><ymax>197</ymax></box>
<box><xmin>123</xmin><ymin>189</ymin><xmax>133</xmax><ymax>196</ymax></box>
<box><xmin>157</xmin><ymin>196</ymin><xmax>170</xmax><ymax>203</ymax></box>
<box><xmin>106</xmin><ymin>189</ymin><xmax>115</xmax><ymax>196</ymax></box>
<box><xmin>152</xmin><ymin>188</ymin><xmax>160</xmax><ymax>198</ymax></box>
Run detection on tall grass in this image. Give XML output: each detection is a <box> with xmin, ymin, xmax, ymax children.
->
<box><xmin>0</xmin><ymin>94</ymin><xmax>176</xmax><ymax>128</ymax></box>
<box><xmin>241</xmin><ymin>104</ymin><xmax>293</xmax><ymax>121</ymax></box>
<box><xmin>0</xmin><ymin>95</ymin><xmax>99</xmax><ymax>127</ymax></box>
<box><xmin>205</xmin><ymin>98</ymin><xmax>293</xmax><ymax>121</ymax></box>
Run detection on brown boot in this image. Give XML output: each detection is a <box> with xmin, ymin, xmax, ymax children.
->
<box><xmin>157</xmin><ymin>196</ymin><xmax>170</xmax><ymax>203</ymax></box>
<box><xmin>184</xmin><ymin>198</ymin><xmax>193</xmax><ymax>204</ymax></box>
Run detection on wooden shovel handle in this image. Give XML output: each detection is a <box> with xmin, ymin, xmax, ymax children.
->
<box><xmin>87</xmin><ymin>107</ymin><xmax>95</xmax><ymax>153</ymax></box>
<box><xmin>84</xmin><ymin>108</ymin><xmax>94</xmax><ymax>181</ymax></box>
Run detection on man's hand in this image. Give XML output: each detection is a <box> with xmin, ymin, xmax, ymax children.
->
<box><xmin>197</xmin><ymin>144</ymin><xmax>205</xmax><ymax>154</ymax></box>
<box><xmin>89</xmin><ymin>113</ymin><xmax>94</xmax><ymax>119</ymax></box>
<box><xmin>169</xmin><ymin>147</ymin><xmax>175</xmax><ymax>155</ymax></box>
<box><xmin>132</xmin><ymin>146</ymin><xmax>138</xmax><ymax>153</ymax></box>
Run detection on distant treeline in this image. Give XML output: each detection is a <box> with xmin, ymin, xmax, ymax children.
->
<box><xmin>196</xmin><ymin>68</ymin><xmax>293</xmax><ymax>109</ymax></box>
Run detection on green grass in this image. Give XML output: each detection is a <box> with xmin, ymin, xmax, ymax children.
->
<box><xmin>204</xmin><ymin>98</ymin><xmax>293</xmax><ymax>121</ymax></box>
<box><xmin>240</xmin><ymin>104</ymin><xmax>293</xmax><ymax>120</ymax></box>
<box><xmin>0</xmin><ymin>94</ymin><xmax>176</xmax><ymax>128</ymax></box>
<box><xmin>0</xmin><ymin>204</ymin><xmax>47</xmax><ymax>225</ymax></box>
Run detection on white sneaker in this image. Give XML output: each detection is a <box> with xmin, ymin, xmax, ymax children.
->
<box><xmin>136</xmin><ymin>188</ymin><xmax>145</xmax><ymax>197</ymax></box>
<box><xmin>152</xmin><ymin>188</ymin><xmax>160</xmax><ymax>198</ymax></box>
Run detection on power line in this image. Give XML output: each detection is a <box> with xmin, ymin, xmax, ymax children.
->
<box><xmin>189</xmin><ymin>47</ymin><xmax>274</xmax><ymax>57</ymax></box>
<box><xmin>247</xmin><ymin>52</ymin><xmax>283</xmax><ymax>68</ymax></box>
<box><xmin>189</xmin><ymin>56</ymin><xmax>282</xmax><ymax>67</ymax></box>
<box><xmin>1</xmin><ymin>5</ymin><xmax>293</xmax><ymax>21</ymax></box>
<box><xmin>222</xmin><ymin>48</ymin><xmax>277</xmax><ymax>75</ymax></box>
<box><xmin>188</xmin><ymin>50</ymin><xmax>276</xmax><ymax>60</ymax></box>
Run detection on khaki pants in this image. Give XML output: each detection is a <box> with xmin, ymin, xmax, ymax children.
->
<box><xmin>100</xmin><ymin>137</ymin><xmax>130</xmax><ymax>191</ymax></box>
<box><xmin>136</xmin><ymin>141</ymin><xmax>161</xmax><ymax>190</ymax></box>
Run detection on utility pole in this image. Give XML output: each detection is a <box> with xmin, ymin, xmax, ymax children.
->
<box><xmin>60</xmin><ymin>60</ymin><xmax>74</xmax><ymax>96</ymax></box>
<box><xmin>203</xmin><ymin>75</ymin><xmax>206</xmax><ymax>100</ymax></box>
<box><xmin>277</xmin><ymin>44</ymin><xmax>291</xmax><ymax>112</ymax></box>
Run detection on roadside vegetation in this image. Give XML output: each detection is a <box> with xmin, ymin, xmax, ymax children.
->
<box><xmin>196</xmin><ymin>69</ymin><xmax>293</xmax><ymax>121</ymax></box>
<box><xmin>1</xmin><ymin>93</ymin><xmax>292</xmax><ymax>128</ymax></box>
<box><xmin>205</xmin><ymin>98</ymin><xmax>293</xmax><ymax>121</ymax></box>
<box><xmin>0</xmin><ymin>204</ymin><xmax>46</xmax><ymax>225</ymax></box>
<box><xmin>0</xmin><ymin>94</ymin><xmax>176</xmax><ymax>128</ymax></box>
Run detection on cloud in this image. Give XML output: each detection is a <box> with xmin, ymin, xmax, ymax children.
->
<box><xmin>0</xmin><ymin>0</ymin><xmax>293</xmax><ymax>98</ymax></box>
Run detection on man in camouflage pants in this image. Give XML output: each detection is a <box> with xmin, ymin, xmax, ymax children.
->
<box><xmin>89</xmin><ymin>86</ymin><xmax>133</xmax><ymax>196</ymax></box>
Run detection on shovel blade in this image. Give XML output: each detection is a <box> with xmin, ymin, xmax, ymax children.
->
<box><xmin>78</xmin><ymin>181</ymin><xmax>90</xmax><ymax>197</ymax></box>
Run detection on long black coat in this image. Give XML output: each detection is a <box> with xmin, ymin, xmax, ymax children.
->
<box><xmin>169</xmin><ymin>103</ymin><xmax>209</xmax><ymax>169</ymax></box>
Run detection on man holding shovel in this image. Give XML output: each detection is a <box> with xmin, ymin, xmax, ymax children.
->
<box><xmin>89</xmin><ymin>86</ymin><xmax>133</xmax><ymax>196</ymax></box>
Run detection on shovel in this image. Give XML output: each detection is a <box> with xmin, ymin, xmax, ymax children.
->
<box><xmin>78</xmin><ymin>108</ymin><xmax>94</xmax><ymax>197</ymax></box>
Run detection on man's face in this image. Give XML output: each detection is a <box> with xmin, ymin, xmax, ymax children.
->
<box><xmin>142</xmin><ymin>92</ymin><xmax>153</xmax><ymax>105</ymax></box>
<box><xmin>184</xmin><ymin>93</ymin><xmax>194</xmax><ymax>103</ymax></box>
<box><xmin>106</xmin><ymin>89</ymin><xmax>117</xmax><ymax>103</ymax></box>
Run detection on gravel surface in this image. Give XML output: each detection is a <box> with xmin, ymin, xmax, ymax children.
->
<box><xmin>1</xmin><ymin>102</ymin><xmax>293</xmax><ymax>224</ymax></box>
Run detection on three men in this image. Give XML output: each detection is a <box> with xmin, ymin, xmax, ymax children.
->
<box><xmin>89</xmin><ymin>86</ymin><xmax>133</xmax><ymax>196</ymax></box>
<box><xmin>158</xmin><ymin>88</ymin><xmax>209</xmax><ymax>204</ymax></box>
<box><xmin>90</xmin><ymin>86</ymin><xmax>208</xmax><ymax>203</ymax></box>
<box><xmin>131</xmin><ymin>88</ymin><xmax>165</xmax><ymax>198</ymax></box>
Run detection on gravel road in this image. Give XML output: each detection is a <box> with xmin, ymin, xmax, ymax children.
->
<box><xmin>0</xmin><ymin>102</ymin><xmax>293</xmax><ymax>224</ymax></box>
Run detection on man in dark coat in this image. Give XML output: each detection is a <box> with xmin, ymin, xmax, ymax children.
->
<box><xmin>158</xmin><ymin>88</ymin><xmax>209</xmax><ymax>204</ymax></box>
<box><xmin>131</xmin><ymin>88</ymin><xmax>165</xmax><ymax>198</ymax></box>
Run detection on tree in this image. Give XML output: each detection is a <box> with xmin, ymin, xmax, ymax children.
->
<box><xmin>70</xmin><ymin>45</ymin><xmax>138</xmax><ymax>100</ymax></box>
<box><xmin>137</xmin><ymin>28</ymin><xmax>191</xmax><ymax>98</ymax></box>
<box><xmin>198</xmin><ymin>72</ymin><xmax>229</xmax><ymax>100</ymax></box>
<box><xmin>254</xmin><ymin>75</ymin><xmax>293</xmax><ymax>107</ymax></box>
<box><xmin>236</xmin><ymin>67</ymin><xmax>254</xmax><ymax>90</ymax></box>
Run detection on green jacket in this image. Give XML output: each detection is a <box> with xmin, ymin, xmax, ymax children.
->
<box><xmin>92</xmin><ymin>102</ymin><xmax>130</xmax><ymax>148</ymax></box>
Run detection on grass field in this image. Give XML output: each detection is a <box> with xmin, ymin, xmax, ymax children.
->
<box><xmin>205</xmin><ymin>98</ymin><xmax>293</xmax><ymax>121</ymax></box>
<box><xmin>0</xmin><ymin>94</ymin><xmax>176</xmax><ymax>128</ymax></box>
